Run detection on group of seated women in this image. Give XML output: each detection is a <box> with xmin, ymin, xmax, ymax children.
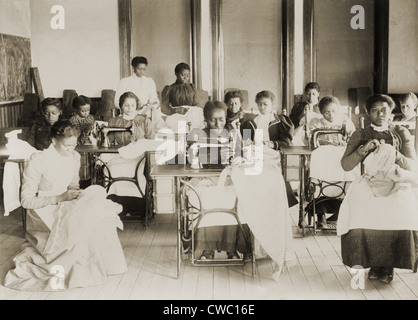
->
<box><xmin>3</xmin><ymin>62</ymin><xmax>418</xmax><ymax>291</ymax></box>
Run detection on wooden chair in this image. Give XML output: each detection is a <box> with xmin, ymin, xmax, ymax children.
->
<box><xmin>18</xmin><ymin>93</ymin><xmax>40</xmax><ymax>127</ymax></box>
<box><xmin>62</xmin><ymin>89</ymin><xmax>78</xmax><ymax>119</ymax></box>
<box><xmin>99</xmin><ymin>89</ymin><xmax>116</xmax><ymax>121</ymax></box>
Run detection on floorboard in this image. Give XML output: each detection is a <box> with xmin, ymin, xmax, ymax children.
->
<box><xmin>1</xmin><ymin>205</ymin><xmax>417</xmax><ymax>300</ymax></box>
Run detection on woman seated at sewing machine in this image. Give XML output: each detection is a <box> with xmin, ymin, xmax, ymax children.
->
<box><xmin>99</xmin><ymin>91</ymin><xmax>159</xmax><ymax>217</ymax></box>
<box><xmin>186</xmin><ymin>100</ymin><xmax>249</xmax><ymax>261</ymax></box>
<box><xmin>185</xmin><ymin>100</ymin><xmax>296</xmax><ymax>281</ymax></box>
<box><xmin>107</xmin><ymin>91</ymin><xmax>155</xmax><ymax>146</ymax></box>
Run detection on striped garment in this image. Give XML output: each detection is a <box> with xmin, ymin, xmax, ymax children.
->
<box><xmin>230</xmin><ymin>152</ymin><xmax>296</xmax><ymax>277</ymax></box>
<box><xmin>69</xmin><ymin>114</ymin><xmax>95</xmax><ymax>145</ymax></box>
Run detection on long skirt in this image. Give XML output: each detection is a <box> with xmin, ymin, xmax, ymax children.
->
<box><xmin>195</xmin><ymin>224</ymin><xmax>251</xmax><ymax>254</ymax></box>
<box><xmin>341</xmin><ymin>229</ymin><xmax>418</xmax><ymax>271</ymax></box>
<box><xmin>3</xmin><ymin>186</ymin><xmax>127</xmax><ymax>291</ymax></box>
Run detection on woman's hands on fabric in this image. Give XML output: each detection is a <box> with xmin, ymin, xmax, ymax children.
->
<box><xmin>57</xmin><ymin>189</ymin><xmax>81</xmax><ymax>203</ymax></box>
<box><xmin>357</xmin><ymin>139</ymin><xmax>380</xmax><ymax>156</ymax></box>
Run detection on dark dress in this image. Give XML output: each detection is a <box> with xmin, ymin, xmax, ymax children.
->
<box><xmin>339</xmin><ymin>125</ymin><xmax>418</xmax><ymax>272</ymax></box>
<box><xmin>25</xmin><ymin>118</ymin><xmax>54</xmax><ymax>150</ymax></box>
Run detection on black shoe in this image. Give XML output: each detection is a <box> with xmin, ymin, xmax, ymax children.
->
<box><xmin>368</xmin><ymin>267</ymin><xmax>382</xmax><ymax>280</ymax></box>
<box><xmin>243</xmin><ymin>252</ymin><xmax>253</xmax><ymax>262</ymax></box>
<box><xmin>379</xmin><ymin>268</ymin><xmax>394</xmax><ymax>284</ymax></box>
<box><xmin>200</xmin><ymin>250</ymin><xmax>214</xmax><ymax>260</ymax></box>
<box><xmin>227</xmin><ymin>251</ymin><xmax>240</xmax><ymax>259</ymax></box>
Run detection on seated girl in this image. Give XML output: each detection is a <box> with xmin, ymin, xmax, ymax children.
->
<box><xmin>293</xmin><ymin>96</ymin><xmax>355</xmax><ymax>146</ymax></box>
<box><xmin>289</xmin><ymin>82</ymin><xmax>322</xmax><ymax>128</ymax></box>
<box><xmin>240</xmin><ymin>90</ymin><xmax>294</xmax><ymax>150</ymax></box>
<box><xmin>187</xmin><ymin>101</ymin><xmax>296</xmax><ymax>281</ymax></box>
<box><xmin>4</xmin><ymin>121</ymin><xmax>126</xmax><ymax>291</ymax></box>
<box><xmin>69</xmin><ymin>95</ymin><xmax>96</xmax><ymax>145</ymax></box>
<box><xmin>187</xmin><ymin>101</ymin><xmax>247</xmax><ymax>261</ymax></box>
<box><xmin>107</xmin><ymin>91</ymin><xmax>155</xmax><ymax>146</ymax></box>
<box><xmin>393</xmin><ymin>92</ymin><xmax>418</xmax><ymax>123</ymax></box>
<box><xmin>102</xmin><ymin>91</ymin><xmax>157</xmax><ymax>217</ymax></box>
<box><xmin>337</xmin><ymin>94</ymin><xmax>418</xmax><ymax>284</ymax></box>
<box><xmin>240</xmin><ymin>90</ymin><xmax>298</xmax><ymax>208</ymax></box>
<box><xmin>224</xmin><ymin>90</ymin><xmax>245</xmax><ymax>130</ymax></box>
<box><xmin>26</xmin><ymin>98</ymin><xmax>63</xmax><ymax>150</ymax></box>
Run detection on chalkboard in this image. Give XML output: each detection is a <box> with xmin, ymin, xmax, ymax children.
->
<box><xmin>0</xmin><ymin>33</ymin><xmax>32</xmax><ymax>103</ymax></box>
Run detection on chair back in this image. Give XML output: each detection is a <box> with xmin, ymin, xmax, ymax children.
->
<box><xmin>62</xmin><ymin>89</ymin><xmax>78</xmax><ymax>119</ymax></box>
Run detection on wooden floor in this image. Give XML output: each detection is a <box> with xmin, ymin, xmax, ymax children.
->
<box><xmin>1</xmin><ymin>204</ymin><xmax>418</xmax><ymax>300</ymax></box>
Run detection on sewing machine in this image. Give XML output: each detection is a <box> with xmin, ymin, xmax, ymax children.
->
<box><xmin>98</xmin><ymin>125</ymin><xmax>132</xmax><ymax>147</ymax></box>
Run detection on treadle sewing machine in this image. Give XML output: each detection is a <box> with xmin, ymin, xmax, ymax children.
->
<box><xmin>96</xmin><ymin>125</ymin><xmax>133</xmax><ymax>148</ymax></box>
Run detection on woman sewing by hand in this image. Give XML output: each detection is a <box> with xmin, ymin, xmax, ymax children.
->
<box><xmin>338</xmin><ymin>94</ymin><xmax>418</xmax><ymax>284</ymax></box>
<box><xmin>4</xmin><ymin>120</ymin><xmax>127</xmax><ymax>291</ymax></box>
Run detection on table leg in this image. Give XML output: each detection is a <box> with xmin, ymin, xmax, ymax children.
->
<box><xmin>176</xmin><ymin>177</ymin><xmax>181</xmax><ymax>279</ymax></box>
<box><xmin>299</xmin><ymin>155</ymin><xmax>306</xmax><ymax>236</ymax></box>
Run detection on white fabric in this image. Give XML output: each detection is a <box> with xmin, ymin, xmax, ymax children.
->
<box><xmin>165</xmin><ymin>106</ymin><xmax>205</xmax><ymax>133</ymax></box>
<box><xmin>187</xmin><ymin>169</ymin><xmax>242</xmax><ymax>228</ymax></box>
<box><xmin>337</xmin><ymin>144</ymin><xmax>418</xmax><ymax>236</ymax></box>
<box><xmin>118</xmin><ymin>139</ymin><xmax>165</xmax><ymax>160</ymax></box>
<box><xmin>230</xmin><ymin>154</ymin><xmax>296</xmax><ymax>274</ymax></box>
<box><xmin>114</xmin><ymin>74</ymin><xmax>159</xmax><ymax>108</ymax></box>
<box><xmin>254</xmin><ymin>112</ymin><xmax>275</xmax><ymax>142</ymax></box>
<box><xmin>309</xmin><ymin>145</ymin><xmax>361</xmax><ymax>182</ymax></box>
<box><xmin>298</xmin><ymin>108</ymin><xmax>322</xmax><ymax>127</ymax></box>
<box><xmin>136</xmin><ymin>105</ymin><xmax>168</xmax><ymax>131</ymax></box>
<box><xmin>292</xmin><ymin>125</ymin><xmax>308</xmax><ymax>146</ymax></box>
<box><xmin>31</xmin><ymin>150</ymin><xmax>78</xmax><ymax>229</ymax></box>
<box><xmin>4</xmin><ymin>184</ymin><xmax>126</xmax><ymax>291</ymax></box>
<box><xmin>2</xmin><ymin>139</ymin><xmax>38</xmax><ymax>216</ymax></box>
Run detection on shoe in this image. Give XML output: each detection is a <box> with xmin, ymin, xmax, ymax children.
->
<box><xmin>243</xmin><ymin>252</ymin><xmax>253</xmax><ymax>262</ymax></box>
<box><xmin>200</xmin><ymin>250</ymin><xmax>214</xmax><ymax>260</ymax></box>
<box><xmin>227</xmin><ymin>251</ymin><xmax>240</xmax><ymax>259</ymax></box>
<box><xmin>379</xmin><ymin>268</ymin><xmax>394</xmax><ymax>284</ymax></box>
<box><xmin>368</xmin><ymin>267</ymin><xmax>382</xmax><ymax>280</ymax></box>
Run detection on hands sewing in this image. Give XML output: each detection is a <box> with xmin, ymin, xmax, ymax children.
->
<box><xmin>57</xmin><ymin>186</ymin><xmax>81</xmax><ymax>203</ymax></box>
<box><xmin>357</xmin><ymin>139</ymin><xmax>380</xmax><ymax>157</ymax></box>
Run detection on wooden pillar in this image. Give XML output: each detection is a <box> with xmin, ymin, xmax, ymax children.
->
<box><xmin>118</xmin><ymin>0</ymin><xmax>132</xmax><ymax>79</ymax></box>
<box><xmin>374</xmin><ymin>0</ymin><xmax>389</xmax><ymax>94</ymax></box>
<box><xmin>190</xmin><ymin>0</ymin><xmax>202</xmax><ymax>90</ymax></box>
<box><xmin>210</xmin><ymin>0</ymin><xmax>223</xmax><ymax>101</ymax></box>
<box><xmin>303</xmin><ymin>0</ymin><xmax>315</xmax><ymax>85</ymax></box>
<box><xmin>282</xmin><ymin>0</ymin><xmax>295</xmax><ymax>114</ymax></box>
